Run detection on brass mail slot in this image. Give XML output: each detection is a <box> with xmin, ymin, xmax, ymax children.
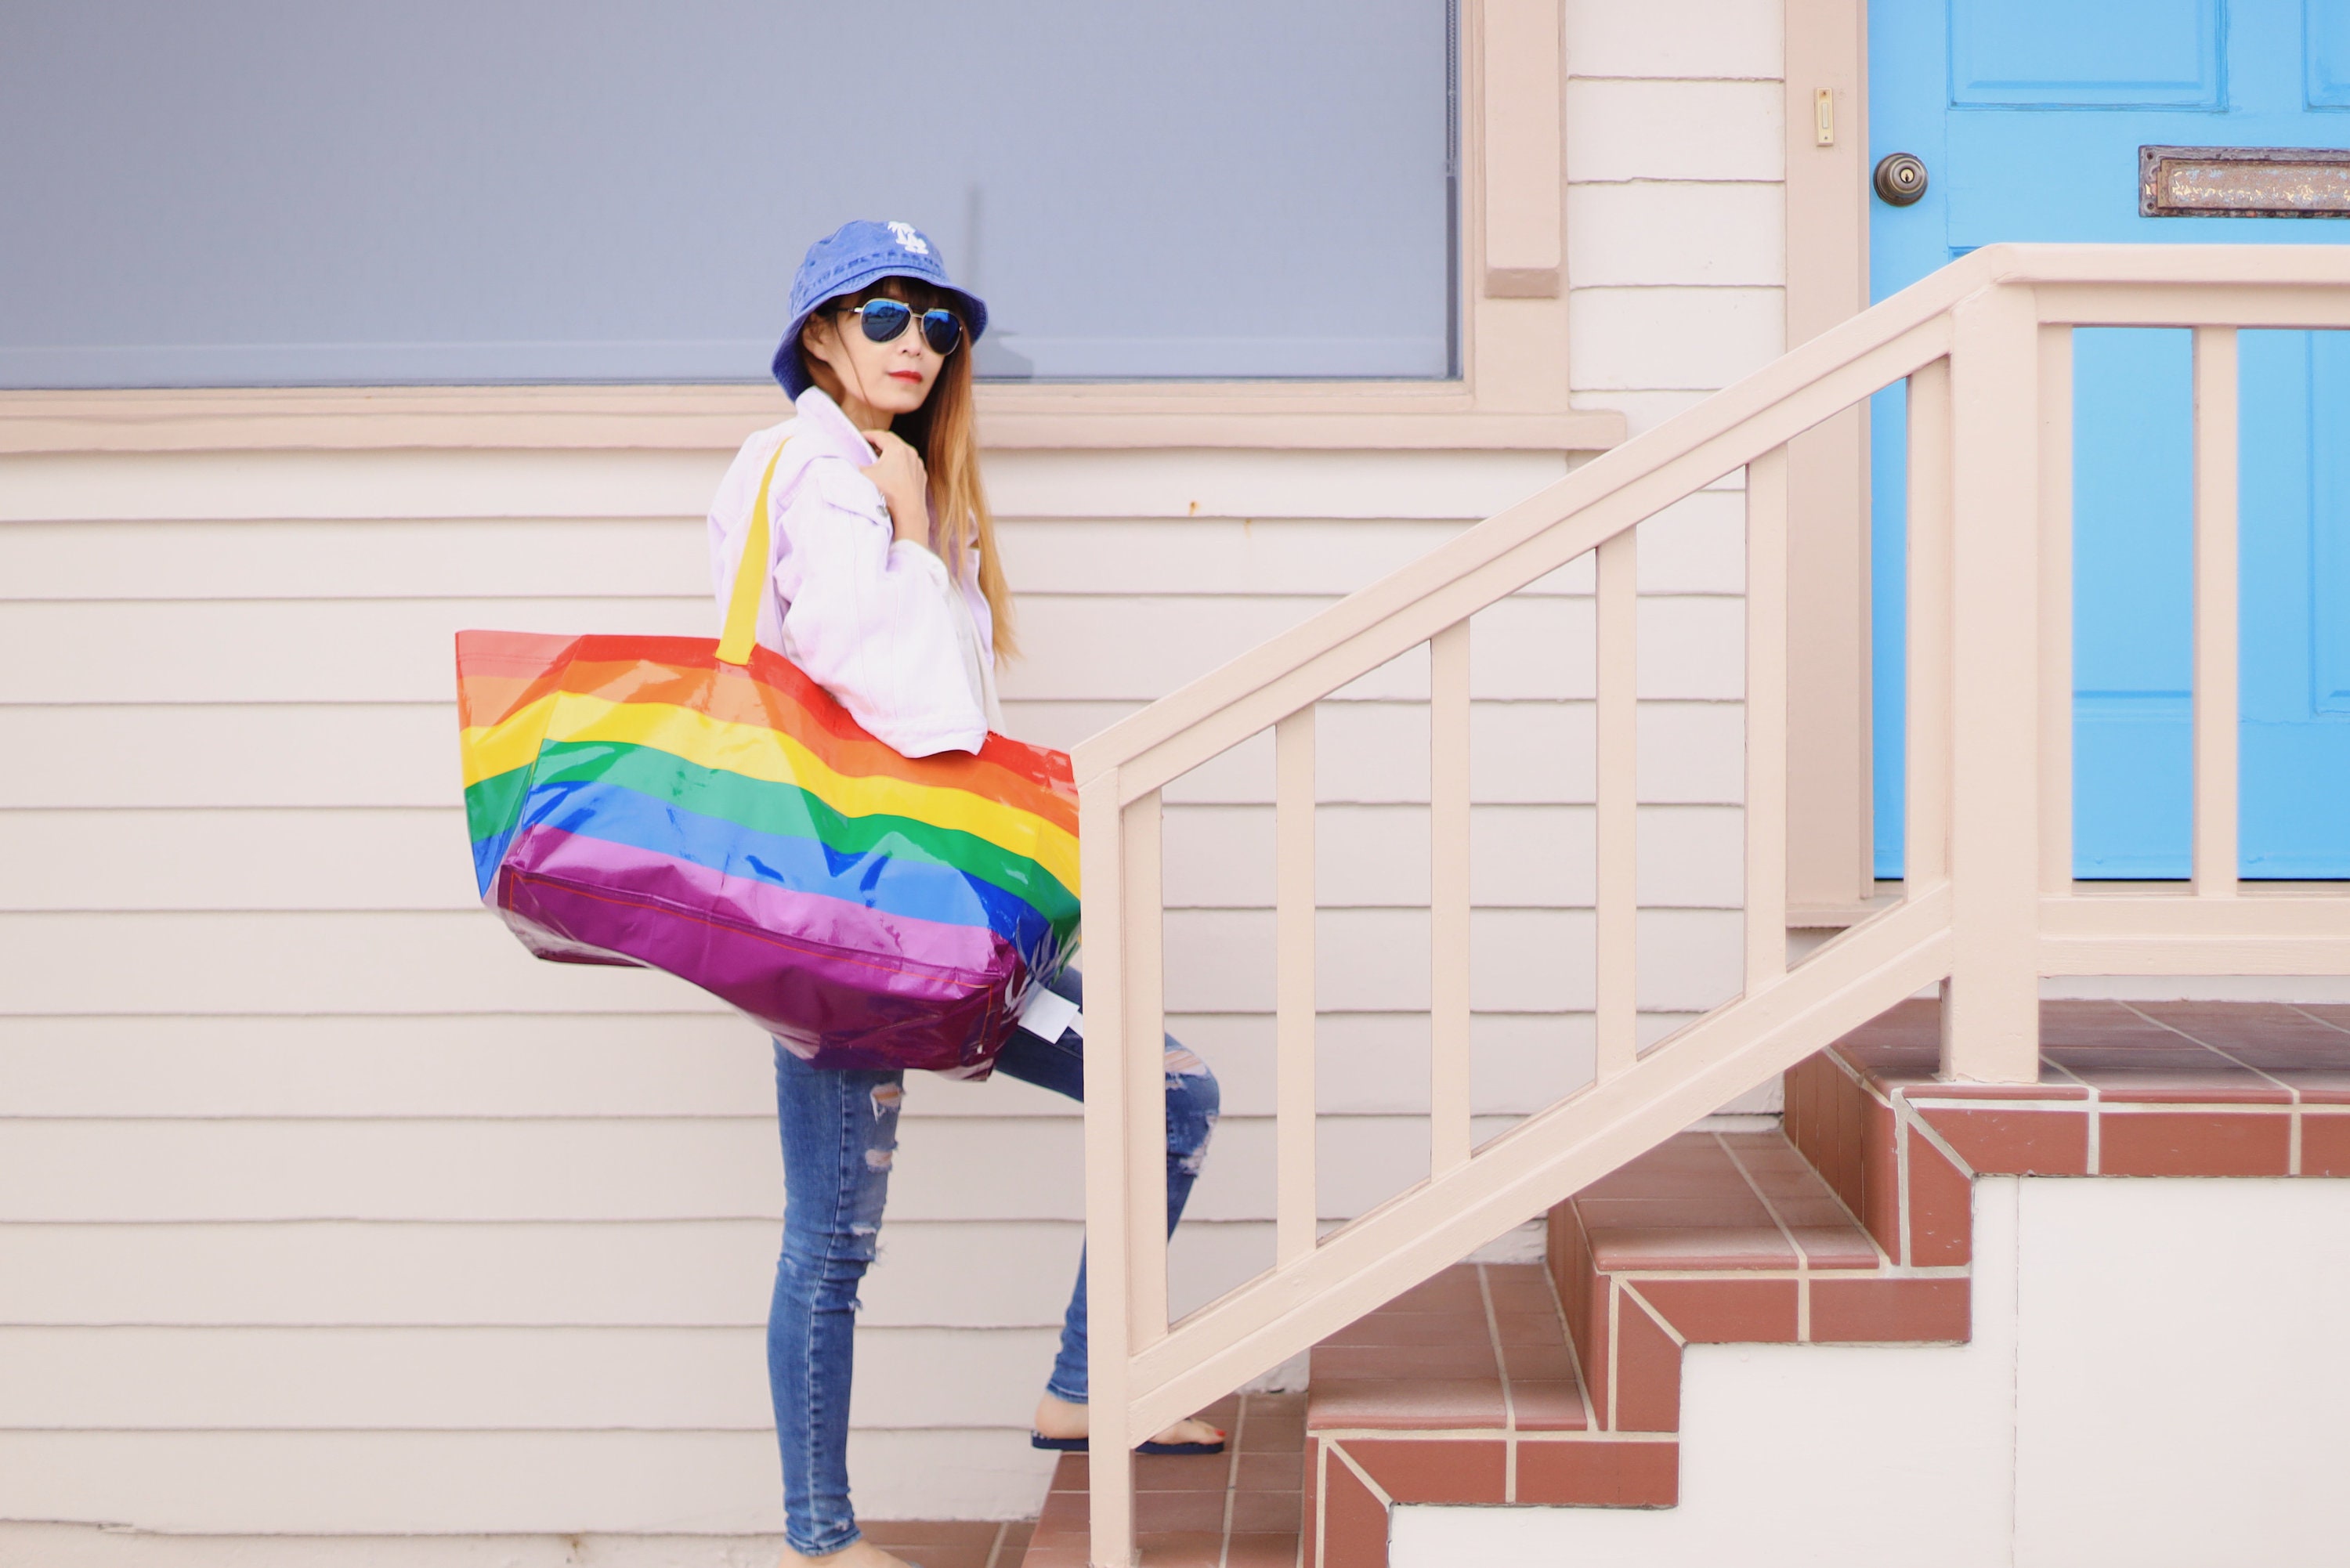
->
<box><xmin>2141</xmin><ymin>145</ymin><xmax>2350</xmax><ymax>219</ymax></box>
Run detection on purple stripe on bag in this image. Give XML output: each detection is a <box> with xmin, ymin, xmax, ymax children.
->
<box><xmin>505</xmin><ymin>823</ymin><xmax>1009</xmax><ymax>976</ymax></box>
<box><xmin>494</xmin><ymin>826</ymin><xmax>1019</xmax><ymax>1073</ymax></box>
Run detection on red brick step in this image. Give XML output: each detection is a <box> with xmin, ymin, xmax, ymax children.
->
<box><xmin>1032</xmin><ymin>998</ymin><xmax>2350</xmax><ymax>1567</ymax></box>
<box><xmin>1022</xmin><ymin>1392</ymin><xmax>1304</xmax><ymax>1568</ymax></box>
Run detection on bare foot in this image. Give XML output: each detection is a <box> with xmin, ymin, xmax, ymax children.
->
<box><xmin>778</xmin><ymin>1538</ymin><xmax>916</xmax><ymax>1568</ymax></box>
<box><xmin>1033</xmin><ymin>1392</ymin><xmax>1225</xmax><ymax>1450</ymax></box>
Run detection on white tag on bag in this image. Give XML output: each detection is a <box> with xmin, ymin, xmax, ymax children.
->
<box><xmin>1016</xmin><ymin>985</ymin><xmax>1082</xmax><ymax>1042</ymax></box>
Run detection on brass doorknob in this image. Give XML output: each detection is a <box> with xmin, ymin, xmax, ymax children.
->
<box><xmin>1874</xmin><ymin>152</ymin><xmax>1929</xmax><ymax>206</ymax></box>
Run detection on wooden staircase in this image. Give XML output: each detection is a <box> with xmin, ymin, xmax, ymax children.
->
<box><xmin>1067</xmin><ymin>248</ymin><xmax>2350</xmax><ymax>1564</ymax></box>
<box><xmin>1023</xmin><ymin>995</ymin><xmax>2350</xmax><ymax>1567</ymax></box>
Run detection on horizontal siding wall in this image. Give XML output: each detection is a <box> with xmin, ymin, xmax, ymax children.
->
<box><xmin>0</xmin><ymin>431</ymin><xmax>1744</xmax><ymax>1536</ymax></box>
<box><xmin>1567</xmin><ymin>0</ymin><xmax>1787</xmax><ymax>437</ymax></box>
<box><xmin>0</xmin><ymin>2</ymin><xmax>1791</xmax><ymax>1511</ymax></box>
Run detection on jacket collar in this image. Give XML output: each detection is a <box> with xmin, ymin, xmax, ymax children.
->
<box><xmin>791</xmin><ymin>386</ymin><xmax>880</xmax><ymax>468</ymax></box>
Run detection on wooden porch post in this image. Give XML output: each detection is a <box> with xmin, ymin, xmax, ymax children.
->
<box><xmin>1941</xmin><ymin>284</ymin><xmax>2043</xmax><ymax>1083</ymax></box>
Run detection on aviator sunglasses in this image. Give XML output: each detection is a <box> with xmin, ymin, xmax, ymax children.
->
<box><xmin>838</xmin><ymin>298</ymin><xmax>964</xmax><ymax>356</ymax></box>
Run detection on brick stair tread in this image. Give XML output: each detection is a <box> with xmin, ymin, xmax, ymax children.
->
<box><xmin>1300</xmin><ymin>1263</ymin><xmax>1649</xmax><ymax>1559</ymax></box>
<box><xmin>1573</xmin><ymin>1129</ymin><xmax>1882</xmax><ymax>1271</ymax></box>
<box><xmin>1306</xmin><ymin>1263</ymin><xmax>1588</xmax><ymax>1436</ymax></box>
<box><xmin>858</xmin><ymin>1520</ymin><xmax>1032</xmax><ymax>1568</ymax></box>
<box><xmin>1797</xmin><ymin>999</ymin><xmax>2350</xmax><ymax>1190</ymax></box>
<box><xmin>1836</xmin><ymin>997</ymin><xmax>2350</xmax><ymax>1102</ymax></box>
<box><xmin>1023</xmin><ymin>1392</ymin><xmax>1303</xmax><ymax>1568</ymax></box>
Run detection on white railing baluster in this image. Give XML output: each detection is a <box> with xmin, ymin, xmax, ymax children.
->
<box><xmin>1906</xmin><ymin>357</ymin><xmax>1954</xmax><ymax>890</ymax></box>
<box><xmin>1595</xmin><ymin>532</ymin><xmax>1638</xmax><ymax>1080</ymax></box>
<box><xmin>2037</xmin><ymin>327</ymin><xmax>2075</xmax><ymax>895</ymax></box>
<box><xmin>1123</xmin><ymin>789</ymin><xmax>1169</xmax><ymax>1348</ymax></box>
<box><xmin>2193</xmin><ymin>324</ymin><xmax>2240</xmax><ymax>899</ymax></box>
<box><xmin>1077</xmin><ymin>775</ymin><xmax>1137</xmax><ymax>1568</ymax></box>
<box><xmin>1274</xmin><ymin>708</ymin><xmax>1318</xmax><ymax>1264</ymax></box>
<box><xmin>1429</xmin><ymin>622</ymin><xmax>1473</xmax><ymax>1176</ymax></box>
<box><xmin>1744</xmin><ymin>447</ymin><xmax>1788</xmax><ymax>995</ymax></box>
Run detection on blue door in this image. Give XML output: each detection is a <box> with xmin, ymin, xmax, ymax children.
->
<box><xmin>1871</xmin><ymin>0</ymin><xmax>2350</xmax><ymax>878</ymax></box>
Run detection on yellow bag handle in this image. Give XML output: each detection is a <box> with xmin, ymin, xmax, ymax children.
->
<box><xmin>716</xmin><ymin>435</ymin><xmax>792</xmax><ymax>666</ymax></box>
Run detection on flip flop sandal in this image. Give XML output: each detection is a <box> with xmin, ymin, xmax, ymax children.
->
<box><xmin>1030</xmin><ymin>1430</ymin><xmax>1228</xmax><ymax>1457</ymax></box>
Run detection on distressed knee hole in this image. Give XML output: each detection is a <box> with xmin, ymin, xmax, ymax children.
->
<box><xmin>1162</xmin><ymin>1046</ymin><xmax>1206</xmax><ymax>1078</ymax></box>
<box><xmin>1173</xmin><ymin>1111</ymin><xmax>1220</xmax><ymax>1175</ymax></box>
<box><xmin>870</xmin><ymin>1083</ymin><xmax>903</xmax><ymax>1116</ymax></box>
<box><xmin>864</xmin><ymin>1147</ymin><xmax>895</xmax><ymax>1172</ymax></box>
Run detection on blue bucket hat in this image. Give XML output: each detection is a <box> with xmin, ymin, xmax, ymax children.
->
<box><xmin>772</xmin><ymin>219</ymin><xmax>989</xmax><ymax>397</ymax></box>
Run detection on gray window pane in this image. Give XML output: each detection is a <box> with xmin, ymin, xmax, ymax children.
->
<box><xmin>0</xmin><ymin>1</ymin><xmax>1455</xmax><ymax>387</ymax></box>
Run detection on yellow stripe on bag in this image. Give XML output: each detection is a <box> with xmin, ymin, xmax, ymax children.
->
<box><xmin>461</xmin><ymin>692</ymin><xmax>560</xmax><ymax>786</ymax></box>
<box><xmin>466</xmin><ymin>692</ymin><xmax>1079</xmax><ymax>891</ymax></box>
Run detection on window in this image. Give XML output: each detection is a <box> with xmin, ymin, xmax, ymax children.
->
<box><xmin>0</xmin><ymin>1</ymin><xmax>1458</xmax><ymax>388</ymax></box>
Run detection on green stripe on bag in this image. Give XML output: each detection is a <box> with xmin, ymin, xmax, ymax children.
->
<box><xmin>464</xmin><ymin>765</ymin><xmax>533</xmax><ymax>844</ymax></box>
<box><xmin>528</xmin><ymin>739</ymin><xmax>1078</xmax><ymax>920</ymax></box>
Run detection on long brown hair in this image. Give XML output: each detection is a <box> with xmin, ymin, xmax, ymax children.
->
<box><xmin>799</xmin><ymin>278</ymin><xmax>1017</xmax><ymax>661</ymax></box>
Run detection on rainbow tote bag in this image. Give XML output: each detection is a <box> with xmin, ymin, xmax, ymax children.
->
<box><xmin>455</xmin><ymin>440</ymin><xmax>1077</xmax><ymax>1076</ymax></box>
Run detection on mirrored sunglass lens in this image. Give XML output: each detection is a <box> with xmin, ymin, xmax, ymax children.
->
<box><xmin>920</xmin><ymin>311</ymin><xmax>963</xmax><ymax>353</ymax></box>
<box><xmin>858</xmin><ymin>301</ymin><xmax>913</xmax><ymax>342</ymax></box>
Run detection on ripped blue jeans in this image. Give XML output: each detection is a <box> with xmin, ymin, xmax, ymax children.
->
<box><xmin>767</xmin><ymin>967</ymin><xmax>1219</xmax><ymax>1555</ymax></box>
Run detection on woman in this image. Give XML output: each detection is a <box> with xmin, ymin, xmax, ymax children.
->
<box><xmin>706</xmin><ymin>219</ymin><xmax>1223</xmax><ymax>1568</ymax></box>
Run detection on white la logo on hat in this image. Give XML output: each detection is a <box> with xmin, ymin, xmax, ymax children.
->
<box><xmin>887</xmin><ymin>222</ymin><xmax>930</xmax><ymax>256</ymax></box>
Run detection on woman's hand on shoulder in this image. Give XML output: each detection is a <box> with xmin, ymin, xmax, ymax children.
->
<box><xmin>862</xmin><ymin>429</ymin><xmax>930</xmax><ymax>547</ymax></box>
